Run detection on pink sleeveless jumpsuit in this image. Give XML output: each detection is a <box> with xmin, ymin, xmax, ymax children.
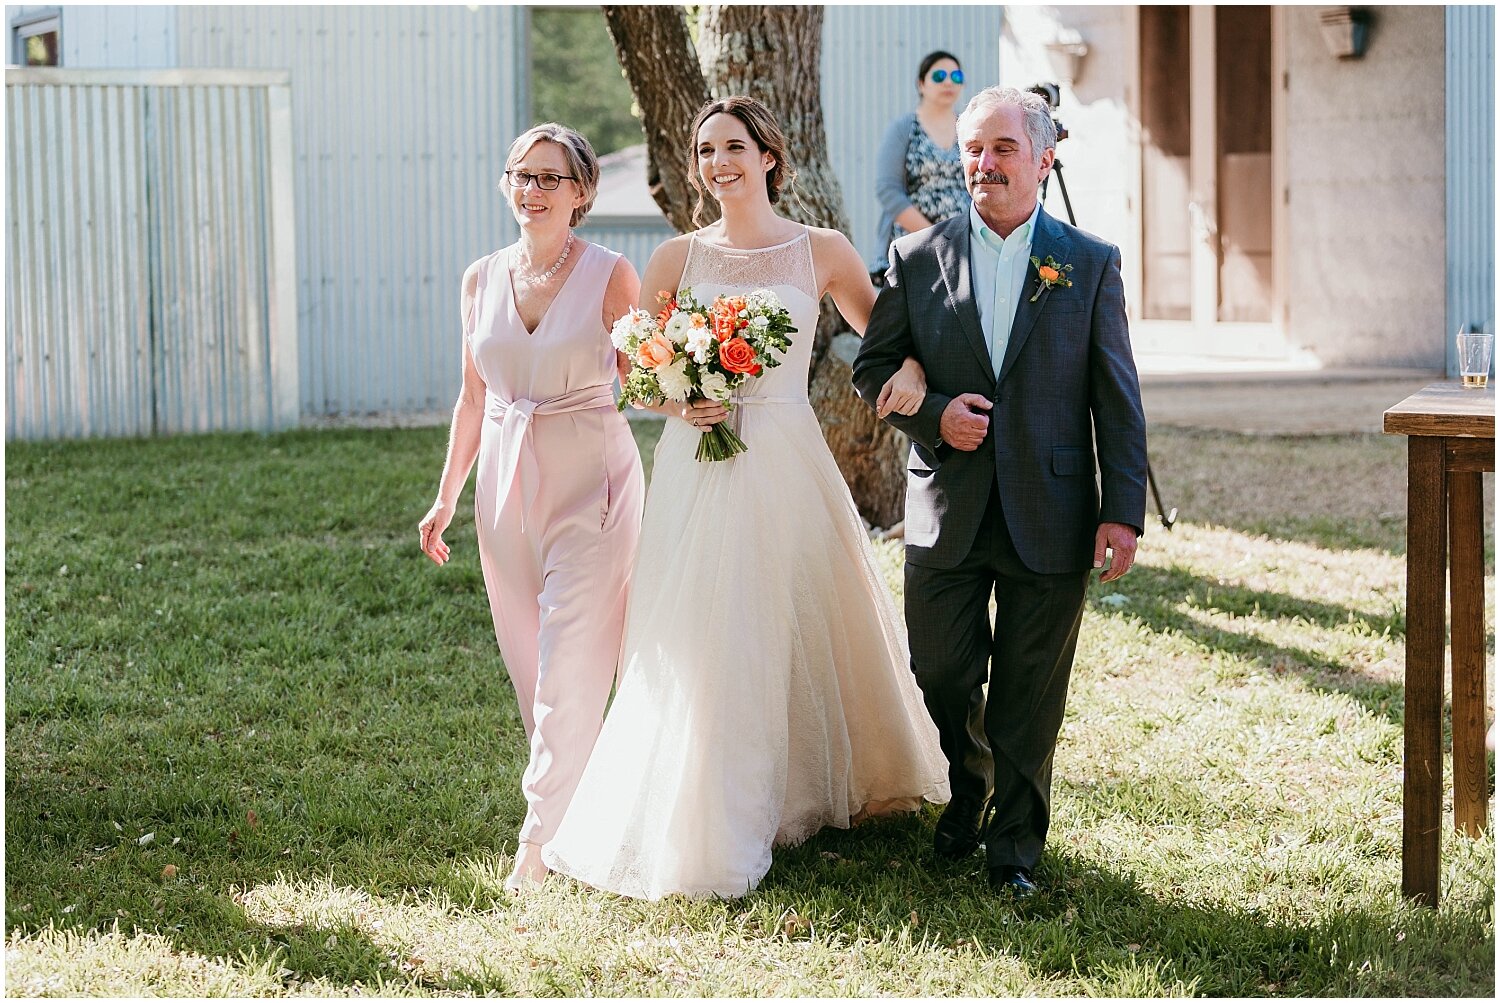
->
<box><xmin>467</xmin><ymin>240</ymin><xmax>644</xmax><ymax>845</ymax></box>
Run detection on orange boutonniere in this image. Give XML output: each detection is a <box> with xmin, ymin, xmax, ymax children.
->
<box><xmin>1028</xmin><ymin>254</ymin><xmax>1074</xmax><ymax>302</ymax></box>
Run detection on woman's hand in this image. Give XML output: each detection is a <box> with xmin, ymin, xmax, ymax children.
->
<box><xmin>876</xmin><ymin>357</ymin><xmax>927</xmax><ymax>418</ymax></box>
<box><xmin>418</xmin><ymin>500</ymin><xmax>455</xmax><ymax>566</ymax></box>
<box><xmin>675</xmin><ymin>398</ymin><xmax>729</xmax><ymax>432</ymax></box>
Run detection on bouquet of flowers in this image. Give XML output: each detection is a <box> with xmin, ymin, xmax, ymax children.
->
<box><xmin>612</xmin><ymin>287</ymin><xmax>796</xmax><ymax>461</ymax></box>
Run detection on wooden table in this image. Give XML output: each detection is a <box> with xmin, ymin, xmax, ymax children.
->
<box><xmin>1383</xmin><ymin>381</ymin><xmax>1495</xmax><ymax>906</ymax></box>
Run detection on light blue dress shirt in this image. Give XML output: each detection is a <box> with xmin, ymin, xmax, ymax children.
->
<box><xmin>969</xmin><ymin>200</ymin><xmax>1042</xmax><ymax>378</ymax></box>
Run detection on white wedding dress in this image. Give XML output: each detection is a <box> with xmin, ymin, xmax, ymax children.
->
<box><xmin>543</xmin><ymin>228</ymin><xmax>949</xmax><ymax>899</ymax></box>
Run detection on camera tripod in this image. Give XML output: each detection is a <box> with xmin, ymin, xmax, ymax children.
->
<box><xmin>1041</xmin><ymin>159</ymin><xmax>1177</xmax><ymax>532</ymax></box>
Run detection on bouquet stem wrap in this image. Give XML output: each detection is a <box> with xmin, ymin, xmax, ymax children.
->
<box><xmin>696</xmin><ymin>419</ymin><xmax>748</xmax><ymax>462</ymax></box>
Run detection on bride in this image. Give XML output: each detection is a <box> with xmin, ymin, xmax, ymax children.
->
<box><xmin>543</xmin><ymin>96</ymin><xmax>949</xmax><ymax>899</ymax></box>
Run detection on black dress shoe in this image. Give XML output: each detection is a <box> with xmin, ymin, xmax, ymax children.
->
<box><xmin>933</xmin><ymin>795</ymin><xmax>989</xmax><ymax>860</ymax></box>
<box><xmin>987</xmin><ymin>865</ymin><xmax>1038</xmax><ymax>897</ymax></box>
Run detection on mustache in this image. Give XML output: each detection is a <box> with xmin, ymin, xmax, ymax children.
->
<box><xmin>970</xmin><ymin>171</ymin><xmax>1009</xmax><ymax>187</ymax></box>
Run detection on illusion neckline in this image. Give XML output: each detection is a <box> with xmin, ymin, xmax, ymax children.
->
<box><xmin>692</xmin><ymin>228</ymin><xmax>808</xmax><ymax>255</ymax></box>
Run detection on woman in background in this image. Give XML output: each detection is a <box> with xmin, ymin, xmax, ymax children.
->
<box><xmin>869</xmin><ymin>50</ymin><xmax>970</xmax><ymax>282</ymax></box>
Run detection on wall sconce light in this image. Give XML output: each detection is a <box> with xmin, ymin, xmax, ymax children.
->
<box><xmin>1044</xmin><ymin>29</ymin><xmax>1090</xmax><ymax>85</ymax></box>
<box><xmin>1318</xmin><ymin>7</ymin><xmax>1373</xmax><ymax>59</ymax></box>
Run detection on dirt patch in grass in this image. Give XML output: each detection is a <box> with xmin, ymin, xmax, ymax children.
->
<box><xmin>1141</xmin><ymin>377</ymin><xmax>1438</xmax><ymax>436</ymax></box>
<box><xmin>1145</xmin><ymin>427</ymin><xmax>1494</xmax><ymax>557</ymax></box>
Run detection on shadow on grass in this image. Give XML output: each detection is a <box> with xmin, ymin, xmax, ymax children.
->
<box><xmin>2</xmin><ymin>773</ymin><xmax>526</xmax><ymax>994</ymax></box>
<box><xmin>1090</xmin><ymin>564</ymin><xmax>1410</xmax><ymax>723</ymax></box>
<box><xmin>6</xmin><ymin>770</ymin><xmax>1494</xmax><ymax>997</ymax></box>
<box><xmin>745</xmin><ymin>813</ymin><xmax>1491</xmax><ymax>997</ymax></box>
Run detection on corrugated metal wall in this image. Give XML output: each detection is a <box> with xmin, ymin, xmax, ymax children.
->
<box><xmin>822</xmin><ymin>6</ymin><xmax>1003</xmax><ymax>267</ymax></box>
<box><xmin>175</xmin><ymin>5</ymin><xmax>525</xmax><ymax>416</ymax></box>
<box><xmin>55</xmin><ymin>4</ymin><xmax>178</xmax><ymax>68</ymax></box>
<box><xmin>577</xmin><ymin>220</ymin><xmax>676</xmax><ymax>282</ymax></box>
<box><xmin>1446</xmin><ymin>4</ymin><xmax>1496</xmax><ymax>375</ymax></box>
<box><xmin>5</xmin><ymin>68</ymin><xmax>297</xmax><ymax>440</ymax></box>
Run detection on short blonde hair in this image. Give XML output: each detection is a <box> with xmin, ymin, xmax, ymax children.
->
<box><xmin>501</xmin><ymin>123</ymin><xmax>600</xmax><ymax>227</ymax></box>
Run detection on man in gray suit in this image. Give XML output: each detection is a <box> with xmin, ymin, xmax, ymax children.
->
<box><xmin>853</xmin><ymin>86</ymin><xmax>1148</xmax><ymax>897</ymax></box>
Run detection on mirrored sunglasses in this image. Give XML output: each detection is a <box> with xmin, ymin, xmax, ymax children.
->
<box><xmin>929</xmin><ymin>68</ymin><xmax>964</xmax><ymax>85</ymax></box>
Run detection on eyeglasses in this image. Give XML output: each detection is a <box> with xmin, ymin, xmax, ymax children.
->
<box><xmin>928</xmin><ymin>68</ymin><xmax>964</xmax><ymax>85</ymax></box>
<box><xmin>505</xmin><ymin>170</ymin><xmax>577</xmax><ymax>191</ymax></box>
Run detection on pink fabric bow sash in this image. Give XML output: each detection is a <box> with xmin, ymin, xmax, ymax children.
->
<box><xmin>485</xmin><ymin>384</ymin><xmax>615</xmax><ymax>531</ymax></box>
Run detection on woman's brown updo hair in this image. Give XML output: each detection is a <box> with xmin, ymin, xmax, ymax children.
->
<box><xmin>686</xmin><ymin>96</ymin><xmax>796</xmax><ymax>227</ymax></box>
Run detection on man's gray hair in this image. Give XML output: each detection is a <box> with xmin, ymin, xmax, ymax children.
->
<box><xmin>958</xmin><ymin>87</ymin><xmax>1057</xmax><ymax>165</ymax></box>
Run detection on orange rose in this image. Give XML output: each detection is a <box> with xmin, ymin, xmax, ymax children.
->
<box><xmin>637</xmin><ymin>333</ymin><xmax>675</xmax><ymax>370</ymax></box>
<box><xmin>656</xmin><ymin>296</ymin><xmax>676</xmax><ymax>329</ymax></box>
<box><xmin>1039</xmin><ymin>265</ymin><xmax>1060</xmax><ymax>282</ymax></box>
<box><xmin>712</xmin><ymin>308</ymin><xmax>737</xmax><ymax>342</ymax></box>
<box><xmin>718</xmin><ymin>337</ymin><xmax>760</xmax><ymax>376</ymax></box>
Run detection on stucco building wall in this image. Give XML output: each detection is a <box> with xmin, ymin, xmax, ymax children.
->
<box><xmin>1283</xmin><ymin>5</ymin><xmax>1446</xmax><ymax>368</ymax></box>
<box><xmin>997</xmin><ymin>5</ymin><xmax>1134</xmax><ymax>252</ymax></box>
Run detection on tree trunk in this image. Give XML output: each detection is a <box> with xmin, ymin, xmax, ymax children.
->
<box><xmin>600</xmin><ymin>6</ymin><xmax>713</xmax><ymax>233</ymax></box>
<box><xmin>602</xmin><ymin>4</ymin><xmax>907</xmax><ymax>528</ymax></box>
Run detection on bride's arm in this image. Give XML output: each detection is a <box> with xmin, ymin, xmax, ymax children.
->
<box><xmin>815</xmin><ymin>229</ymin><xmax>926</xmax><ymax>418</ymax></box>
<box><xmin>633</xmin><ymin>236</ymin><xmax>729</xmax><ymax>428</ymax></box>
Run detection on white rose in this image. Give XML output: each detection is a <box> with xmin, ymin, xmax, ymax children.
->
<box><xmin>685</xmin><ymin>325</ymin><xmax>715</xmax><ymax>364</ymax></box>
<box><xmin>611</xmin><ymin>309</ymin><xmax>650</xmax><ymax>351</ymax></box>
<box><xmin>655</xmin><ymin>358</ymin><xmax>692</xmax><ymax>402</ymax></box>
<box><xmin>699</xmin><ymin>370</ymin><xmax>731</xmax><ymax>402</ymax></box>
<box><xmin>749</xmin><ymin>315</ymin><xmax>770</xmax><ymax>330</ymax></box>
<box><xmin>663</xmin><ymin>312</ymin><xmax>694</xmax><ymax>346</ymax></box>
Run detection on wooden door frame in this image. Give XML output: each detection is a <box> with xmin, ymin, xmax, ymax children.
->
<box><xmin>1126</xmin><ymin>4</ymin><xmax>1289</xmax><ymax>359</ymax></box>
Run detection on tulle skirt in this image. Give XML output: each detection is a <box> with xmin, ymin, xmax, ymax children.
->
<box><xmin>544</xmin><ymin>402</ymin><xmax>949</xmax><ymax>899</ymax></box>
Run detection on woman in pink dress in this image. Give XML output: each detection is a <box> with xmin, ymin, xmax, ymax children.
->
<box><xmin>418</xmin><ymin>124</ymin><xmax>644</xmax><ymax>893</ymax></box>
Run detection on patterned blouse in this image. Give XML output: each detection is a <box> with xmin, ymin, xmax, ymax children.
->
<box><xmin>893</xmin><ymin>119</ymin><xmax>970</xmax><ymax>241</ymax></box>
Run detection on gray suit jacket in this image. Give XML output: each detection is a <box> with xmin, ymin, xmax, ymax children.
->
<box><xmin>852</xmin><ymin>208</ymin><xmax>1148</xmax><ymax>573</ymax></box>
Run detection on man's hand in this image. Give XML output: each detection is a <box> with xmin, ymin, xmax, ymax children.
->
<box><xmin>1093</xmin><ymin>522</ymin><xmax>1138</xmax><ymax>582</ymax></box>
<box><xmin>939</xmin><ymin>394</ymin><xmax>992</xmax><ymax>451</ymax></box>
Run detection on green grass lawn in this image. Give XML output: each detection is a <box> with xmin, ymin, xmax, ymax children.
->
<box><xmin>5</xmin><ymin>423</ymin><xmax>1494</xmax><ymax>996</ymax></box>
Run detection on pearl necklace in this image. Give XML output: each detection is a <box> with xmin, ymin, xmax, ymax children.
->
<box><xmin>520</xmin><ymin>233</ymin><xmax>574</xmax><ymax>283</ymax></box>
